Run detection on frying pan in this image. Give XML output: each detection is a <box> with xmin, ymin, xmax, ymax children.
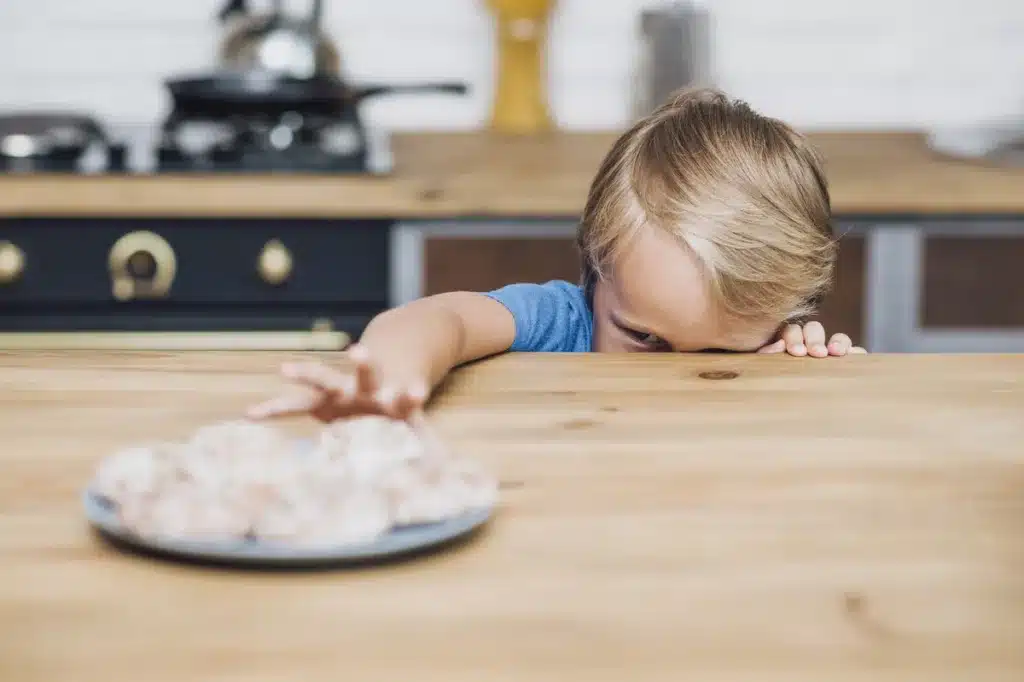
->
<box><xmin>165</xmin><ymin>72</ymin><xmax>469</xmax><ymax>117</ymax></box>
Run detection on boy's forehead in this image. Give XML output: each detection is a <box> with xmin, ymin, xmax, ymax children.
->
<box><xmin>614</xmin><ymin>227</ymin><xmax>712</xmax><ymax>321</ymax></box>
<box><xmin>611</xmin><ymin>227</ymin><xmax>776</xmax><ymax>350</ymax></box>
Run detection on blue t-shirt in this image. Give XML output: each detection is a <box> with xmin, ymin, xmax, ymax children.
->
<box><xmin>483</xmin><ymin>280</ymin><xmax>593</xmax><ymax>352</ymax></box>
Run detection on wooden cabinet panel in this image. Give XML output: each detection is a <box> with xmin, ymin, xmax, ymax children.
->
<box><xmin>425</xmin><ymin>238</ymin><xmax>582</xmax><ymax>294</ymax></box>
<box><xmin>923</xmin><ymin>238</ymin><xmax>1024</xmax><ymax>327</ymax></box>
<box><xmin>816</xmin><ymin>237</ymin><xmax>864</xmax><ymax>342</ymax></box>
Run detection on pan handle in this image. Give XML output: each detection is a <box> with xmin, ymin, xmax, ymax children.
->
<box><xmin>352</xmin><ymin>82</ymin><xmax>470</xmax><ymax>101</ymax></box>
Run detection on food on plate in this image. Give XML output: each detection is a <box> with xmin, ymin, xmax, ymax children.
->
<box><xmin>90</xmin><ymin>416</ymin><xmax>497</xmax><ymax>547</ymax></box>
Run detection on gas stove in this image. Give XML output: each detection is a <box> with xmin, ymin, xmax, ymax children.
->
<box><xmin>152</xmin><ymin>105</ymin><xmax>393</xmax><ymax>174</ymax></box>
<box><xmin>0</xmin><ymin>113</ymin><xmax>394</xmax><ymax>176</ymax></box>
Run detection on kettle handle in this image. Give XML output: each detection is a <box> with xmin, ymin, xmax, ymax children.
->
<box><xmin>218</xmin><ymin>0</ymin><xmax>249</xmax><ymax>22</ymax></box>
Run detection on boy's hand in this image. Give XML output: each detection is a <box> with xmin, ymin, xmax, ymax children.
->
<box><xmin>757</xmin><ymin>321</ymin><xmax>867</xmax><ymax>358</ymax></box>
<box><xmin>247</xmin><ymin>345</ymin><xmax>428</xmax><ymax>423</ymax></box>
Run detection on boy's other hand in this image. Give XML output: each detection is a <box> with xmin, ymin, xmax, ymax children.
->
<box><xmin>757</xmin><ymin>321</ymin><xmax>867</xmax><ymax>358</ymax></box>
<box><xmin>247</xmin><ymin>345</ymin><xmax>427</xmax><ymax>423</ymax></box>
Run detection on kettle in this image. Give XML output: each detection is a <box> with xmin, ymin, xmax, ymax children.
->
<box><xmin>217</xmin><ymin>0</ymin><xmax>340</xmax><ymax>79</ymax></box>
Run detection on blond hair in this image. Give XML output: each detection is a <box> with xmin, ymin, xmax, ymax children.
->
<box><xmin>578</xmin><ymin>87</ymin><xmax>835</xmax><ymax>324</ymax></box>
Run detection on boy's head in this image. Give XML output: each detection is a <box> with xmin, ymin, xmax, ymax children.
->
<box><xmin>578</xmin><ymin>87</ymin><xmax>835</xmax><ymax>352</ymax></box>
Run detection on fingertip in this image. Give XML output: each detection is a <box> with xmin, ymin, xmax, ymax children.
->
<box><xmin>790</xmin><ymin>343</ymin><xmax>807</xmax><ymax>356</ymax></box>
<box><xmin>375</xmin><ymin>386</ymin><xmax>395</xmax><ymax>407</ymax></box>
<box><xmin>348</xmin><ymin>344</ymin><xmax>369</xmax><ymax>363</ymax></box>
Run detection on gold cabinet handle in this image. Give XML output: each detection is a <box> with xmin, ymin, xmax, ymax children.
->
<box><xmin>108</xmin><ymin>231</ymin><xmax>177</xmax><ymax>301</ymax></box>
<box><xmin>258</xmin><ymin>239</ymin><xmax>293</xmax><ymax>286</ymax></box>
<box><xmin>0</xmin><ymin>240</ymin><xmax>25</xmax><ymax>285</ymax></box>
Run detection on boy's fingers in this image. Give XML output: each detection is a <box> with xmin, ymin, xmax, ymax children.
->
<box><xmin>850</xmin><ymin>346</ymin><xmax>868</xmax><ymax>354</ymax></box>
<box><xmin>757</xmin><ymin>339</ymin><xmax>786</xmax><ymax>354</ymax></box>
<box><xmin>781</xmin><ymin>324</ymin><xmax>806</xmax><ymax>356</ymax></box>
<box><xmin>247</xmin><ymin>392</ymin><xmax>319</xmax><ymax>419</ymax></box>
<box><xmin>803</xmin><ymin>321</ymin><xmax>828</xmax><ymax>357</ymax></box>
<box><xmin>827</xmin><ymin>333</ymin><xmax>852</xmax><ymax>356</ymax></box>
<box><xmin>393</xmin><ymin>383</ymin><xmax>429</xmax><ymax>420</ymax></box>
<box><xmin>282</xmin><ymin>361</ymin><xmax>347</xmax><ymax>393</ymax></box>
<box><xmin>348</xmin><ymin>345</ymin><xmax>378</xmax><ymax>396</ymax></box>
<box><xmin>392</xmin><ymin>392</ymin><xmax>415</xmax><ymax>420</ymax></box>
<box><xmin>374</xmin><ymin>386</ymin><xmax>397</xmax><ymax>414</ymax></box>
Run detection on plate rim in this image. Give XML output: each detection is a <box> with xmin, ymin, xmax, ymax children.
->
<box><xmin>82</xmin><ymin>488</ymin><xmax>494</xmax><ymax>566</ymax></box>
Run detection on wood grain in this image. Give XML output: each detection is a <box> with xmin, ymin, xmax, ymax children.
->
<box><xmin>1</xmin><ymin>351</ymin><xmax>1022</xmax><ymax>681</ymax></box>
<box><xmin>0</xmin><ymin>132</ymin><xmax>1021</xmax><ymax>218</ymax></box>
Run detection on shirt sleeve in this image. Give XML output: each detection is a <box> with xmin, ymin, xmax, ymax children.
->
<box><xmin>483</xmin><ymin>280</ymin><xmax>592</xmax><ymax>352</ymax></box>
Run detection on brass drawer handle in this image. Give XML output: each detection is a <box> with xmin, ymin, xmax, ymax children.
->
<box><xmin>109</xmin><ymin>231</ymin><xmax>177</xmax><ymax>301</ymax></box>
<box><xmin>258</xmin><ymin>239</ymin><xmax>293</xmax><ymax>286</ymax></box>
<box><xmin>0</xmin><ymin>238</ymin><xmax>24</xmax><ymax>284</ymax></box>
<box><xmin>0</xmin><ymin>240</ymin><xmax>25</xmax><ymax>285</ymax></box>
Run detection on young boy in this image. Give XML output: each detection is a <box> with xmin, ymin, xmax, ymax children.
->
<box><xmin>248</xmin><ymin>88</ymin><xmax>865</xmax><ymax>423</ymax></box>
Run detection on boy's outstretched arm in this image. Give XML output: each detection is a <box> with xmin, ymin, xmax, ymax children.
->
<box><xmin>248</xmin><ymin>292</ymin><xmax>515</xmax><ymax>422</ymax></box>
<box><xmin>358</xmin><ymin>291</ymin><xmax>516</xmax><ymax>392</ymax></box>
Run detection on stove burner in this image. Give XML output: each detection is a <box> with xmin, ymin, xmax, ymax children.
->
<box><xmin>156</xmin><ymin>106</ymin><xmax>373</xmax><ymax>174</ymax></box>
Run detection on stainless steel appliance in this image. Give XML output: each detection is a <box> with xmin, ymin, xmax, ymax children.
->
<box><xmin>158</xmin><ymin>0</ymin><xmax>469</xmax><ymax>174</ymax></box>
<box><xmin>927</xmin><ymin>126</ymin><xmax>1024</xmax><ymax>168</ymax></box>
<box><xmin>218</xmin><ymin>0</ymin><xmax>339</xmax><ymax>79</ymax></box>
<box><xmin>156</xmin><ymin>73</ymin><xmax>466</xmax><ymax>174</ymax></box>
<box><xmin>635</xmin><ymin>1</ymin><xmax>711</xmax><ymax>117</ymax></box>
<box><xmin>0</xmin><ymin>113</ymin><xmax>126</xmax><ymax>174</ymax></box>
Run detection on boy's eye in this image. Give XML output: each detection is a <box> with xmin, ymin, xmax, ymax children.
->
<box><xmin>621</xmin><ymin>325</ymin><xmax>665</xmax><ymax>347</ymax></box>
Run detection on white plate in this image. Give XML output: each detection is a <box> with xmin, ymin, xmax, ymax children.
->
<box><xmin>84</xmin><ymin>490</ymin><xmax>493</xmax><ymax>567</ymax></box>
<box><xmin>83</xmin><ymin>435</ymin><xmax>496</xmax><ymax>572</ymax></box>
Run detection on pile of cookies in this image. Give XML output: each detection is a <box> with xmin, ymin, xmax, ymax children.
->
<box><xmin>90</xmin><ymin>417</ymin><xmax>497</xmax><ymax>547</ymax></box>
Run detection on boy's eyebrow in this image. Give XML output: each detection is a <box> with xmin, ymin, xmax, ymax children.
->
<box><xmin>609</xmin><ymin>310</ymin><xmax>653</xmax><ymax>334</ymax></box>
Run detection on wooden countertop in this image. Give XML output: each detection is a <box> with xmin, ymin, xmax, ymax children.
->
<box><xmin>0</xmin><ymin>132</ymin><xmax>1021</xmax><ymax>219</ymax></box>
<box><xmin>2</xmin><ymin>351</ymin><xmax>1023</xmax><ymax>681</ymax></box>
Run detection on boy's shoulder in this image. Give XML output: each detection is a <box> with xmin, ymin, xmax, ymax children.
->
<box><xmin>486</xmin><ymin>279</ymin><xmax>587</xmax><ymax>306</ymax></box>
<box><xmin>483</xmin><ymin>280</ymin><xmax>593</xmax><ymax>353</ymax></box>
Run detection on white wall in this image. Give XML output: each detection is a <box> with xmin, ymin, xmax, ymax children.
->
<box><xmin>0</xmin><ymin>0</ymin><xmax>1021</xmax><ymax>133</ymax></box>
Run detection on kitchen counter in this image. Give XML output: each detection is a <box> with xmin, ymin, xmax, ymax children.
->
<box><xmin>0</xmin><ymin>132</ymin><xmax>1022</xmax><ymax>218</ymax></box>
<box><xmin>2</xmin><ymin>351</ymin><xmax>1022</xmax><ymax>681</ymax></box>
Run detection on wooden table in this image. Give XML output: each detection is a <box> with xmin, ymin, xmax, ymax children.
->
<box><xmin>2</xmin><ymin>351</ymin><xmax>1023</xmax><ymax>681</ymax></box>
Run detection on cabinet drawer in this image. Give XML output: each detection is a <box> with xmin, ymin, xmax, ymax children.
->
<box><xmin>0</xmin><ymin>218</ymin><xmax>390</xmax><ymax>305</ymax></box>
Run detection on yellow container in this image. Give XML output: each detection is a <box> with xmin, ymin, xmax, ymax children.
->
<box><xmin>484</xmin><ymin>0</ymin><xmax>556</xmax><ymax>134</ymax></box>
